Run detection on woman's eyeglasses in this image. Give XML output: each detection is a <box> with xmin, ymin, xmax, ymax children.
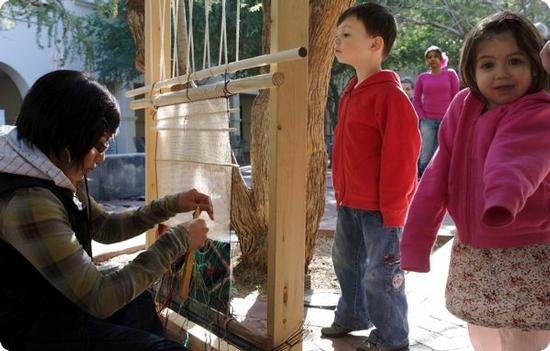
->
<box><xmin>93</xmin><ymin>140</ymin><xmax>110</xmax><ymax>154</ymax></box>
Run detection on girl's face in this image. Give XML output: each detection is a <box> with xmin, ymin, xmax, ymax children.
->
<box><xmin>65</xmin><ymin>134</ymin><xmax>111</xmax><ymax>185</ymax></box>
<box><xmin>426</xmin><ymin>51</ymin><xmax>441</xmax><ymax>69</ymax></box>
<box><xmin>474</xmin><ymin>32</ymin><xmax>532</xmax><ymax>110</ymax></box>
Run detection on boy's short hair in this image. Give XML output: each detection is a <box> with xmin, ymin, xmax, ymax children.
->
<box><xmin>337</xmin><ymin>2</ymin><xmax>397</xmax><ymax>59</ymax></box>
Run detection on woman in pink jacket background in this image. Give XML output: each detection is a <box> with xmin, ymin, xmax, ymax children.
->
<box><xmin>401</xmin><ymin>12</ymin><xmax>550</xmax><ymax>351</ymax></box>
<box><xmin>414</xmin><ymin>46</ymin><xmax>460</xmax><ymax>177</ymax></box>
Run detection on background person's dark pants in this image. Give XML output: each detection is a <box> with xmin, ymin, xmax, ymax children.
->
<box><xmin>2</xmin><ymin>292</ymin><xmax>188</xmax><ymax>351</ymax></box>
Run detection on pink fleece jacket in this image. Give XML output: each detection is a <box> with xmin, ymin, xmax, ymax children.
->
<box><xmin>401</xmin><ymin>89</ymin><xmax>550</xmax><ymax>272</ymax></box>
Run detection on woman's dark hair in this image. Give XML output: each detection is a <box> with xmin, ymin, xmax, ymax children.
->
<box><xmin>400</xmin><ymin>77</ymin><xmax>415</xmax><ymax>88</ymax></box>
<box><xmin>460</xmin><ymin>11</ymin><xmax>550</xmax><ymax>98</ymax></box>
<box><xmin>16</xmin><ymin>70</ymin><xmax>120</xmax><ymax>163</ymax></box>
<box><xmin>337</xmin><ymin>2</ymin><xmax>397</xmax><ymax>59</ymax></box>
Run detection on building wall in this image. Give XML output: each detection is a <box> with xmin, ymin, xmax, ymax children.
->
<box><xmin>87</xmin><ymin>153</ymin><xmax>145</xmax><ymax>201</ymax></box>
<box><xmin>0</xmin><ymin>74</ymin><xmax>22</xmax><ymax>124</ymax></box>
<box><xmin>0</xmin><ymin>1</ymin><xmax>92</xmax><ymax>96</ymax></box>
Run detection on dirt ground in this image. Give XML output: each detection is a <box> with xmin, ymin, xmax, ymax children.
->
<box><xmin>306</xmin><ymin>234</ymin><xmax>340</xmax><ymax>290</ymax></box>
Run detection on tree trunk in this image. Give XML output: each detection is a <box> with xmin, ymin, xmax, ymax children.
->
<box><xmin>126</xmin><ymin>0</ymin><xmax>145</xmax><ymax>73</ymax></box>
<box><xmin>127</xmin><ymin>0</ymin><xmax>188</xmax><ymax>78</ymax></box>
<box><xmin>176</xmin><ymin>0</ymin><xmax>188</xmax><ymax>76</ymax></box>
<box><xmin>231</xmin><ymin>0</ymin><xmax>354</xmax><ymax>270</ymax></box>
<box><xmin>230</xmin><ymin>0</ymin><xmax>271</xmax><ymax>270</ymax></box>
<box><xmin>304</xmin><ymin>0</ymin><xmax>354</xmax><ymax>267</ymax></box>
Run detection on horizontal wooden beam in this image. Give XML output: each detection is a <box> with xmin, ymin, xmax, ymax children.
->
<box><xmin>126</xmin><ymin>47</ymin><xmax>306</xmax><ymax>98</ymax></box>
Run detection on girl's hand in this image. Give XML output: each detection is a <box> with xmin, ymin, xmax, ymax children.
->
<box><xmin>184</xmin><ymin>218</ymin><xmax>209</xmax><ymax>249</ymax></box>
<box><xmin>177</xmin><ymin>189</ymin><xmax>214</xmax><ymax>220</ymax></box>
<box><xmin>541</xmin><ymin>41</ymin><xmax>550</xmax><ymax>74</ymax></box>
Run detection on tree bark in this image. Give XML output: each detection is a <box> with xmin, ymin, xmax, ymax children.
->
<box><xmin>126</xmin><ymin>0</ymin><xmax>145</xmax><ymax>73</ymax></box>
<box><xmin>176</xmin><ymin>0</ymin><xmax>188</xmax><ymax>76</ymax></box>
<box><xmin>304</xmin><ymin>0</ymin><xmax>354</xmax><ymax>267</ymax></box>
<box><xmin>230</xmin><ymin>0</ymin><xmax>271</xmax><ymax>270</ymax></box>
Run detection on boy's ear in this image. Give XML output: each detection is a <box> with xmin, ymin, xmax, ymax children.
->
<box><xmin>370</xmin><ymin>36</ymin><xmax>384</xmax><ymax>53</ymax></box>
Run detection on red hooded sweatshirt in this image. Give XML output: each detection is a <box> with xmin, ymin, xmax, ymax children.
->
<box><xmin>332</xmin><ymin>70</ymin><xmax>421</xmax><ymax>227</ymax></box>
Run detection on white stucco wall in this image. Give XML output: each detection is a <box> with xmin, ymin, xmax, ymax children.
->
<box><xmin>113</xmin><ymin>84</ymin><xmax>137</xmax><ymax>153</ymax></box>
<box><xmin>0</xmin><ymin>0</ymin><xmax>94</xmax><ymax>96</ymax></box>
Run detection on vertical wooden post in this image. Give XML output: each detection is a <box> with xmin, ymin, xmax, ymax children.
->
<box><xmin>145</xmin><ymin>0</ymin><xmax>171</xmax><ymax>247</ymax></box>
<box><xmin>267</xmin><ymin>0</ymin><xmax>308</xmax><ymax>349</ymax></box>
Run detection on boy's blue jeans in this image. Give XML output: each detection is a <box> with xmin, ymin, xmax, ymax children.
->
<box><xmin>332</xmin><ymin>207</ymin><xmax>409</xmax><ymax>349</ymax></box>
<box><xmin>418</xmin><ymin>118</ymin><xmax>442</xmax><ymax>176</ymax></box>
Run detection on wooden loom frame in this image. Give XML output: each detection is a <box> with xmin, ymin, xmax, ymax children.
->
<box><xmin>141</xmin><ymin>1</ymin><xmax>308</xmax><ymax>350</ymax></box>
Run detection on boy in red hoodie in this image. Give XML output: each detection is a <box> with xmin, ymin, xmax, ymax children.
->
<box><xmin>320</xmin><ymin>4</ymin><xmax>420</xmax><ymax>351</ymax></box>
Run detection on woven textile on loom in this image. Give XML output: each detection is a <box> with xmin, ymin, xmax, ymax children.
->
<box><xmin>154</xmin><ymin>98</ymin><xmax>233</xmax><ymax>313</ymax></box>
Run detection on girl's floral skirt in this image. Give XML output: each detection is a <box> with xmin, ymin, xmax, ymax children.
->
<box><xmin>445</xmin><ymin>240</ymin><xmax>550</xmax><ymax>331</ymax></box>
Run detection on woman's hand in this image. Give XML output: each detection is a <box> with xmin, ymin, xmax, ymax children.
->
<box><xmin>184</xmin><ymin>218</ymin><xmax>209</xmax><ymax>249</ymax></box>
<box><xmin>177</xmin><ymin>189</ymin><xmax>214</xmax><ymax>220</ymax></box>
<box><xmin>541</xmin><ymin>41</ymin><xmax>550</xmax><ymax>74</ymax></box>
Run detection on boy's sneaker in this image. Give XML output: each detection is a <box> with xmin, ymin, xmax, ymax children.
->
<box><xmin>356</xmin><ymin>339</ymin><xmax>409</xmax><ymax>351</ymax></box>
<box><xmin>320</xmin><ymin>323</ymin><xmax>353</xmax><ymax>338</ymax></box>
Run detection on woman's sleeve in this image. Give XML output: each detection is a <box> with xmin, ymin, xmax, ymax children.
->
<box><xmin>413</xmin><ymin>75</ymin><xmax>425</xmax><ymax>119</ymax></box>
<box><xmin>84</xmin><ymin>187</ymin><xmax>181</xmax><ymax>244</ymax></box>
<box><xmin>2</xmin><ymin>187</ymin><xmax>191</xmax><ymax>319</ymax></box>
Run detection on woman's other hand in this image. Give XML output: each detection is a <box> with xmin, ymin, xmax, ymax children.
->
<box><xmin>177</xmin><ymin>189</ymin><xmax>214</xmax><ymax>220</ymax></box>
<box><xmin>184</xmin><ymin>219</ymin><xmax>209</xmax><ymax>250</ymax></box>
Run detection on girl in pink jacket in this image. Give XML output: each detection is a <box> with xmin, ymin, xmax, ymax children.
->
<box><xmin>401</xmin><ymin>12</ymin><xmax>550</xmax><ymax>351</ymax></box>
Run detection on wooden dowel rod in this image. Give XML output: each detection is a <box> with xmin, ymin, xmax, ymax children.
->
<box><xmin>126</xmin><ymin>47</ymin><xmax>306</xmax><ymax>98</ymax></box>
<box><xmin>156</xmin><ymin>127</ymin><xmax>236</xmax><ymax>132</ymax></box>
<box><xmin>157</xmin><ymin>159</ymin><xmax>239</xmax><ymax>168</ymax></box>
<box><xmin>129</xmin><ymin>73</ymin><xmax>284</xmax><ymax>111</ymax></box>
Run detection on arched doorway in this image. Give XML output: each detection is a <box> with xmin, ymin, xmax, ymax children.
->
<box><xmin>0</xmin><ymin>62</ymin><xmax>27</xmax><ymax>126</ymax></box>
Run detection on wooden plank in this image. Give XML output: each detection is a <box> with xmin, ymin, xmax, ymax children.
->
<box><xmin>92</xmin><ymin>244</ymin><xmax>145</xmax><ymax>263</ymax></box>
<box><xmin>145</xmin><ymin>0</ymin><xmax>171</xmax><ymax>248</ymax></box>
<box><xmin>267</xmin><ymin>1</ymin><xmax>309</xmax><ymax>349</ymax></box>
<box><xmin>161</xmin><ymin>303</ymin><xmax>269</xmax><ymax>351</ymax></box>
<box><xmin>162</xmin><ymin>308</ymin><xmax>242</xmax><ymax>351</ymax></box>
